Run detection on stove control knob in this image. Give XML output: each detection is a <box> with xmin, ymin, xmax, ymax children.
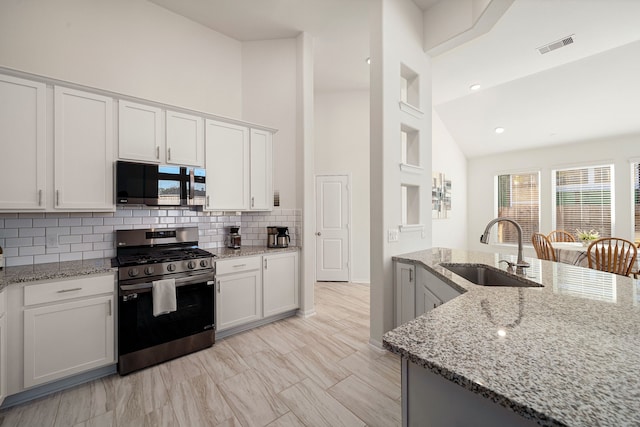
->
<box><xmin>144</xmin><ymin>266</ymin><xmax>155</xmax><ymax>275</ymax></box>
<box><xmin>187</xmin><ymin>261</ymin><xmax>196</xmax><ymax>269</ymax></box>
<box><xmin>200</xmin><ymin>259</ymin><xmax>208</xmax><ymax>268</ymax></box>
<box><xmin>167</xmin><ymin>264</ymin><xmax>176</xmax><ymax>272</ymax></box>
<box><xmin>128</xmin><ymin>268</ymin><xmax>139</xmax><ymax>277</ymax></box>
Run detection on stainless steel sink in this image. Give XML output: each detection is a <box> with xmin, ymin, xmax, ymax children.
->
<box><xmin>439</xmin><ymin>263</ymin><xmax>542</xmax><ymax>287</ymax></box>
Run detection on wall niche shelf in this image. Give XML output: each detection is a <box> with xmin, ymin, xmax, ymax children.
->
<box><xmin>399</xmin><ymin>101</ymin><xmax>424</xmax><ymax>118</ymax></box>
<box><xmin>401</xmin><ymin>184</ymin><xmax>420</xmax><ymax>227</ymax></box>
<box><xmin>400</xmin><ymin>163</ymin><xmax>423</xmax><ymax>174</ymax></box>
<box><xmin>400</xmin><ymin>63</ymin><xmax>420</xmax><ymax>112</ymax></box>
<box><xmin>399</xmin><ymin>224</ymin><xmax>424</xmax><ymax>232</ymax></box>
<box><xmin>401</xmin><ymin>124</ymin><xmax>420</xmax><ymax>168</ymax></box>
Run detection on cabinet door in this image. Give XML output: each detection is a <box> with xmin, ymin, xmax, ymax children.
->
<box><xmin>205</xmin><ymin>119</ymin><xmax>250</xmax><ymax>210</ymax></box>
<box><xmin>166</xmin><ymin>110</ymin><xmax>204</xmax><ymax>167</ymax></box>
<box><xmin>54</xmin><ymin>87</ymin><xmax>114</xmax><ymax>210</ymax></box>
<box><xmin>416</xmin><ymin>283</ymin><xmax>442</xmax><ymax>317</ymax></box>
<box><xmin>263</xmin><ymin>252</ymin><xmax>299</xmax><ymax>317</ymax></box>
<box><xmin>216</xmin><ymin>269</ymin><xmax>261</xmax><ymax>331</ymax></box>
<box><xmin>0</xmin><ymin>290</ymin><xmax>6</xmax><ymax>406</ymax></box>
<box><xmin>118</xmin><ymin>100</ymin><xmax>162</xmax><ymax>163</ymax></box>
<box><xmin>24</xmin><ymin>295</ymin><xmax>115</xmax><ymax>388</ymax></box>
<box><xmin>250</xmin><ymin>129</ymin><xmax>273</xmax><ymax>210</ymax></box>
<box><xmin>0</xmin><ymin>74</ymin><xmax>47</xmax><ymax>210</ymax></box>
<box><xmin>418</xmin><ymin>268</ymin><xmax>462</xmax><ymax>304</ymax></box>
<box><xmin>395</xmin><ymin>262</ymin><xmax>416</xmax><ymax>325</ymax></box>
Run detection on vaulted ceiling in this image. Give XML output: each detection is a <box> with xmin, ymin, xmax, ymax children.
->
<box><xmin>148</xmin><ymin>0</ymin><xmax>640</xmax><ymax>157</ymax></box>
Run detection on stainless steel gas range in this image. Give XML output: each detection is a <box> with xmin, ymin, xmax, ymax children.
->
<box><xmin>114</xmin><ymin>227</ymin><xmax>215</xmax><ymax>375</ymax></box>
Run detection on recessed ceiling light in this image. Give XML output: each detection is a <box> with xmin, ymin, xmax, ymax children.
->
<box><xmin>470</xmin><ymin>84</ymin><xmax>481</xmax><ymax>91</ymax></box>
<box><xmin>366</xmin><ymin>57</ymin><xmax>371</xmax><ymax>65</ymax></box>
<box><xmin>495</xmin><ymin>127</ymin><xmax>505</xmax><ymax>134</ymax></box>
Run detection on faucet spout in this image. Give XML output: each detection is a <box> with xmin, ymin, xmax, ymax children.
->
<box><xmin>480</xmin><ymin>218</ymin><xmax>530</xmax><ymax>269</ymax></box>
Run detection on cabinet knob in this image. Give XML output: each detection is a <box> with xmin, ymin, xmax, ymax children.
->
<box><xmin>316</xmin><ymin>232</ymin><xmax>321</xmax><ymax>236</ymax></box>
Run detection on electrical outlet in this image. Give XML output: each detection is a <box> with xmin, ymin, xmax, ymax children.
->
<box><xmin>388</xmin><ymin>228</ymin><xmax>399</xmax><ymax>242</ymax></box>
<box><xmin>46</xmin><ymin>232</ymin><xmax>59</xmax><ymax>248</ymax></box>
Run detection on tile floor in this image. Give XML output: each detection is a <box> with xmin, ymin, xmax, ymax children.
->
<box><xmin>0</xmin><ymin>282</ymin><xmax>402</xmax><ymax>427</ymax></box>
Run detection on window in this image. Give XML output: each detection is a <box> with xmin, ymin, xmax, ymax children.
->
<box><xmin>496</xmin><ymin>172</ymin><xmax>540</xmax><ymax>244</ymax></box>
<box><xmin>634</xmin><ymin>162</ymin><xmax>640</xmax><ymax>244</ymax></box>
<box><xmin>554</xmin><ymin>165</ymin><xmax>613</xmax><ymax>237</ymax></box>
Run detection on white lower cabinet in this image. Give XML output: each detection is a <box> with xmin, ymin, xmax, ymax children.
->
<box><xmin>216</xmin><ymin>267</ymin><xmax>262</xmax><ymax>332</ymax></box>
<box><xmin>263</xmin><ymin>251</ymin><xmax>299</xmax><ymax>317</ymax></box>
<box><xmin>216</xmin><ymin>251</ymin><xmax>299</xmax><ymax>334</ymax></box>
<box><xmin>395</xmin><ymin>262</ymin><xmax>416</xmax><ymax>325</ymax></box>
<box><xmin>0</xmin><ymin>290</ymin><xmax>7</xmax><ymax>407</ymax></box>
<box><xmin>22</xmin><ymin>274</ymin><xmax>115</xmax><ymax>388</ymax></box>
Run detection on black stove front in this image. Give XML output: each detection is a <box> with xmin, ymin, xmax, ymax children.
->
<box><xmin>115</xmin><ymin>227</ymin><xmax>215</xmax><ymax>375</ymax></box>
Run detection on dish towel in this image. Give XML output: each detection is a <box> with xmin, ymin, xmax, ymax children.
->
<box><xmin>152</xmin><ymin>278</ymin><xmax>177</xmax><ymax>317</ymax></box>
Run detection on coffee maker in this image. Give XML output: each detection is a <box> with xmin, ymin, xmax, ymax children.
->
<box><xmin>266</xmin><ymin>226</ymin><xmax>290</xmax><ymax>248</ymax></box>
<box><xmin>226</xmin><ymin>226</ymin><xmax>241</xmax><ymax>249</ymax></box>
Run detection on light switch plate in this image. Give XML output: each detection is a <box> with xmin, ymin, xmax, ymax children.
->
<box><xmin>388</xmin><ymin>228</ymin><xmax>399</xmax><ymax>242</ymax></box>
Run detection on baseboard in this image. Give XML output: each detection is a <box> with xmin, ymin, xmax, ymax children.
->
<box><xmin>216</xmin><ymin>310</ymin><xmax>298</xmax><ymax>339</ymax></box>
<box><xmin>1</xmin><ymin>364</ymin><xmax>116</xmax><ymax>409</ymax></box>
<box><xmin>368</xmin><ymin>337</ymin><xmax>387</xmax><ymax>353</ymax></box>
<box><xmin>296</xmin><ymin>308</ymin><xmax>316</xmax><ymax>318</ymax></box>
<box><xmin>350</xmin><ymin>279</ymin><xmax>370</xmax><ymax>286</ymax></box>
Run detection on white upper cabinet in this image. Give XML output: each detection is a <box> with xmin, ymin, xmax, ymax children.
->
<box><xmin>250</xmin><ymin>129</ymin><xmax>273</xmax><ymax>211</ymax></box>
<box><xmin>205</xmin><ymin>119</ymin><xmax>250</xmax><ymax>211</ymax></box>
<box><xmin>54</xmin><ymin>86</ymin><xmax>114</xmax><ymax>211</ymax></box>
<box><xmin>166</xmin><ymin>110</ymin><xmax>204</xmax><ymax>167</ymax></box>
<box><xmin>118</xmin><ymin>100</ymin><xmax>162</xmax><ymax>163</ymax></box>
<box><xmin>0</xmin><ymin>75</ymin><xmax>46</xmax><ymax>210</ymax></box>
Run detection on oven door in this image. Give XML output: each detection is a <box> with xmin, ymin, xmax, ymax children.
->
<box><xmin>118</xmin><ymin>272</ymin><xmax>215</xmax><ymax>358</ymax></box>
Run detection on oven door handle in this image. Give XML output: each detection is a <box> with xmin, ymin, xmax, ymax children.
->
<box><xmin>120</xmin><ymin>274</ymin><xmax>214</xmax><ymax>292</ymax></box>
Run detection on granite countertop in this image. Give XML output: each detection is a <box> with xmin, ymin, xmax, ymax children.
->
<box><xmin>383</xmin><ymin>247</ymin><xmax>640</xmax><ymax>427</ymax></box>
<box><xmin>208</xmin><ymin>245</ymin><xmax>299</xmax><ymax>259</ymax></box>
<box><xmin>0</xmin><ymin>246</ymin><xmax>299</xmax><ymax>289</ymax></box>
<box><xmin>0</xmin><ymin>258</ymin><xmax>116</xmax><ymax>289</ymax></box>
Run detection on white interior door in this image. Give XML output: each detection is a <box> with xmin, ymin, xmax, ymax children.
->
<box><xmin>315</xmin><ymin>175</ymin><xmax>350</xmax><ymax>281</ymax></box>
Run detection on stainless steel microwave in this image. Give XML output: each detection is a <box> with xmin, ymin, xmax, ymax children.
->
<box><xmin>116</xmin><ymin>161</ymin><xmax>206</xmax><ymax>206</ymax></box>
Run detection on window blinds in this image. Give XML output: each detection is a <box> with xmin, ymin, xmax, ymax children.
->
<box><xmin>554</xmin><ymin>165</ymin><xmax>612</xmax><ymax>237</ymax></box>
<box><xmin>497</xmin><ymin>173</ymin><xmax>540</xmax><ymax>244</ymax></box>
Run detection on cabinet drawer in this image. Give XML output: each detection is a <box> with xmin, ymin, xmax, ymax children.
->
<box><xmin>216</xmin><ymin>256</ymin><xmax>261</xmax><ymax>275</ymax></box>
<box><xmin>24</xmin><ymin>274</ymin><xmax>115</xmax><ymax>306</ymax></box>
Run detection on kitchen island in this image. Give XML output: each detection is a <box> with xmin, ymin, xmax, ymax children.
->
<box><xmin>383</xmin><ymin>248</ymin><xmax>640</xmax><ymax>427</ymax></box>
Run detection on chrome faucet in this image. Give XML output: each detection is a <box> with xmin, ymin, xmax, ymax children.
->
<box><xmin>480</xmin><ymin>218</ymin><xmax>530</xmax><ymax>274</ymax></box>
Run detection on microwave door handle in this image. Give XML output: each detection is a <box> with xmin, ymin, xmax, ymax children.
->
<box><xmin>189</xmin><ymin>169</ymin><xmax>195</xmax><ymax>201</ymax></box>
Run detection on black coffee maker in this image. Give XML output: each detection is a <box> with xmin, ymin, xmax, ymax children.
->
<box><xmin>276</xmin><ymin>227</ymin><xmax>290</xmax><ymax>248</ymax></box>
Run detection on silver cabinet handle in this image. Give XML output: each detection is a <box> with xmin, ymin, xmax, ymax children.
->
<box><xmin>233</xmin><ymin>264</ymin><xmax>246</xmax><ymax>268</ymax></box>
<box><xmin>57</xmin><ymin>287</ymin><xmax>82</xmax><ymax>293</ymax></box>
<box><xmin>108</xmin><ymin>299</ymin><xmax>112</xmax><ymax>316</ymax></box>
<box><xmin>56</xmin><ymin>190</ymin><xmax>60</xmax><ymax>206</ymax></box>
<box><xmin>38</xmin><ymin>190</ymin><xmax>42</xmax><ymax>206</ymax></box>
<box><xmin>264</xmin><ymin>259</ymin><xmax>268</xmax><ymax>270</ymax></box>
<box><xmin>167</xmin><ymin>147</ymin><xmax>171</xmax><ymax>161</ymax></box>
<box><xmin>206</xmin><ymin>195</ymin><xmax>210</xmax><ymax>207</ymax></box>
<box><xmin>156</xmin><ymin>146</ymin><xmax>160</xmax><ymax>159</ymax></box>
<box><xmin>409</xmin><ymin>270</ymin><xmax>413</xmax><ymax>282</ymax></box>
<box><xmin>217</xmin><ymin>280</ymin><xmax>221</xmax><ymax>293</ymax></box>
<box><xmin>251</xmin><ymin>196</ymin><xmax>255</xmax><ymax>208</ymax></box>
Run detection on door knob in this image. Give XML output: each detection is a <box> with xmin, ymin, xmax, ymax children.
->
<box><xmin>316</xmin><ymin>232</ymin><xmax>321</xmax><ymax>236</ymax></box>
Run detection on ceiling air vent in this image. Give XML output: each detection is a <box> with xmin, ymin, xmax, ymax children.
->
<box><xmin>537</xmin><ymin>35</ymin><xmax>575</xmax><ymax>55</ymax></box>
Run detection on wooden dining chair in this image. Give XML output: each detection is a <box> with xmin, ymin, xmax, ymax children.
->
<box><xmin>532</xmin><ymin>233</ymin><xmax>556</xmax><ymax>261</ymax></box>
<box><xmin>587</xmin><ymin>237</ymin><xmax>638</xmax><ymax>277</ymax></box>
<box><xmin>547</xmin><ymin>230</ymin><xmax>576</xmax><ymax>242</ymax></box>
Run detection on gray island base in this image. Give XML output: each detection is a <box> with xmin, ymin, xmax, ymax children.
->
<box><xmin>384</xmin><ymin>248</ymin><xmax>640</xmax><ymax>427</ymax></box>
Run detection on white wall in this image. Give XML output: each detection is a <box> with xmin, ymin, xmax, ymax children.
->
<box><xmin>0</xmin><ymin>0</ymin><xmax>242</xmax><ymax>117</ymax></box>
<box><xmin>370</xmin><ymin>0</ymin><xmax>432</xmax><ymax>346</ymax></box>
<box><xmin>315</xmin><ymin>90</ymin><xmax>370</xmax><ymax>283</ymax></box>
<box><xmin>467</xmin><ymin>133</ymin><xmax>640</xmax><ymax>258</ymax></box>
<box><xmin>432</xmin><ymin>110</ymin><xmax>468</xmax><ymax>249</ymax></box>
<box><xmin>242</xmin><ymin>39</ymin><xmax>298</xmax><ymax>209</ymax></box>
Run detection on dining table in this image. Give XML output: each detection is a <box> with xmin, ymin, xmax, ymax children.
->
<box><xmin>552</xmin><ymin>241</ymin><xmax>640</xmax><ymax>273</ymax></box>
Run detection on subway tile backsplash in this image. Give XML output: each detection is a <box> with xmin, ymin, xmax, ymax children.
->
<box><xmin>0</xmin><ymin>208</ymin><xmax>301</xmax><ymax>267</ymax></box>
